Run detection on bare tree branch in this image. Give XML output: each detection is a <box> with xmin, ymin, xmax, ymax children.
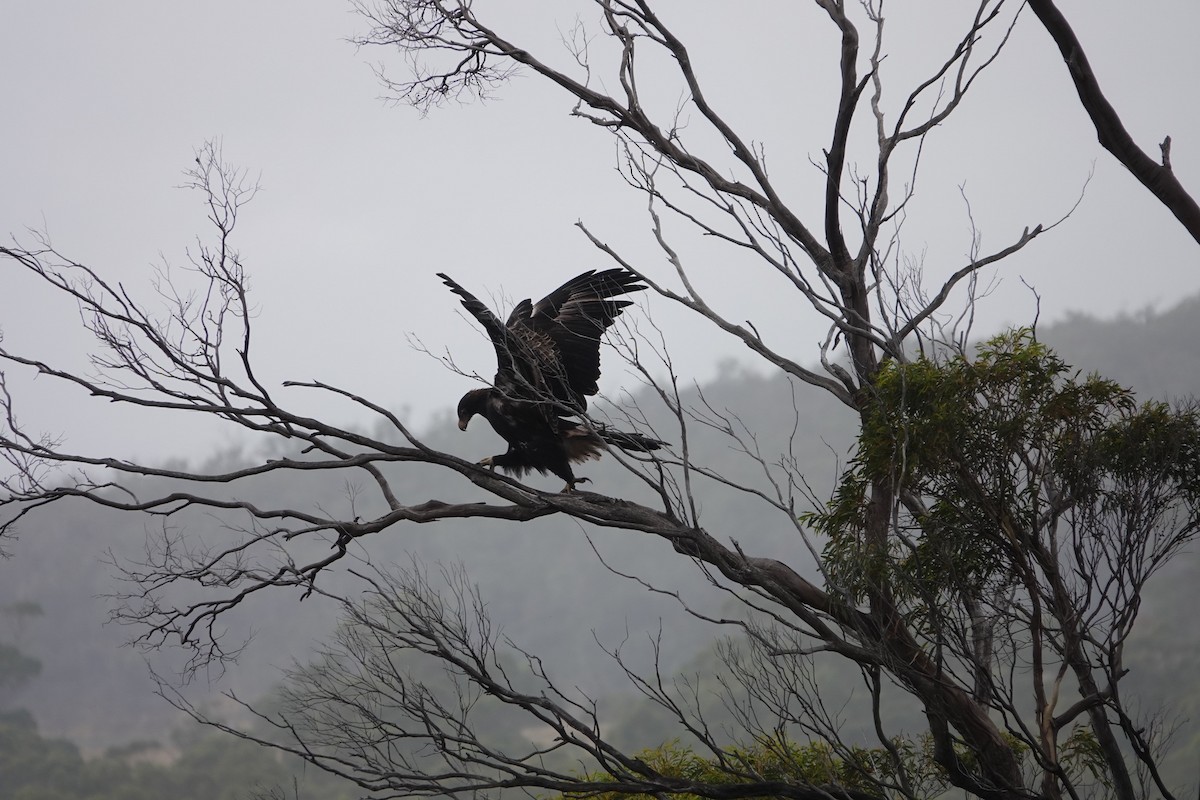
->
<box><xmin>1027</xmin><ymin>0</ymin><xmax>1200</xmax><ymax>244</ymax></box>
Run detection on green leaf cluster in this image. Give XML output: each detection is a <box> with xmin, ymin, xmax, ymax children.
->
<box><xmin>555</xmin><ymin>737</ymin><xmax>933</xmax><ymax>800</ymax></box>
<box><xmin>551</xmin><ymin>725</ymin><xmax>1117</xmax><ymax>800</ymax></box>
<box><xmin>805</xmin><ymin>329</ymin><xmax>1200</xmax><ymax>604</ymax></box>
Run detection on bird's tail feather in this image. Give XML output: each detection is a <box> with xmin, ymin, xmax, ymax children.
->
<box><xmin>596</xmin><ymin>427</ymin><xmax>666</xmax><ymax>452</ymax></box>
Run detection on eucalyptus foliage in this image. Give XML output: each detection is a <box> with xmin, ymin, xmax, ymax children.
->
<box><xmin>811</xmin><ymin>330</ymin><xmax>1200</xmax><ymax>609</ymax></box>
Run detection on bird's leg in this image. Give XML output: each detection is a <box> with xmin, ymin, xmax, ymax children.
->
<box><xmin>561</xmin><ymin>476</ymin><xmax>591</xmax><ymax>493</ymax></box>
<box><xmin>479</xmin><ymin>455</ymin><xmax>497</xmax><ymax>470</ymax></box>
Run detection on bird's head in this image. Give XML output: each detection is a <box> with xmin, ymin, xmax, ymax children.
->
<box><xmin>456</xmin><ymin>388</ymin><xmax>491</xmax><ymax>431</ymax></box>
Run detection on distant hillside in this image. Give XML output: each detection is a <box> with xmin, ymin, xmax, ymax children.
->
<box><xmin>1043</xmin><ymin>294</ymin><xmax>1200</xmax><ymax>401</ymax></box>
<box><xmin>2</xmin><ymin>292</ymin><xmax>1200</xmax><ymax>770</ymax></box>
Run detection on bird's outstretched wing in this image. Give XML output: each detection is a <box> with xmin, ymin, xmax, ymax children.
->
<box><xmin>440</xmin><ymin>269</ymin><xmax>646</xmax><ymax>410</ymax></box>
<box><xmin>438</xmin><ymin>272</ymin><xmax>523</xmax><ymax>385</ymax></box>
<box><xmin>507</xmin><ymin>269</ymin><xmax>646</xmax><ymax>407</ymax></box>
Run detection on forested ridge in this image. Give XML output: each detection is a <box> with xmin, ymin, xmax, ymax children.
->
<box><xmin>3</xmin><ymin>298</ymin><xmax>1200</xmax><ymax>796</ymax></box>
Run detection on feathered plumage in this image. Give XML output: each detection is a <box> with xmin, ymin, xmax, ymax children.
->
<box><xmin>439</xmin><ymin>268</ymin><xmax>664</xmax><ymax>491</ymax></box>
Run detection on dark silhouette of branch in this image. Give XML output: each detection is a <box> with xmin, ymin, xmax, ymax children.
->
<box><xmin>1027</xmin><ymin>0</ymin><xmax>1200</xmax><ymax>244</ymax></box>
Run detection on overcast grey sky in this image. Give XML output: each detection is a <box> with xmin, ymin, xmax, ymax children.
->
<box><xmin>2</xmin><ymin>2</ymin><xmax>1199</xmax><ymax>465</ymax></box>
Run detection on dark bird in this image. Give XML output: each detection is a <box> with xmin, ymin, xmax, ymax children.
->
<box><xmin>439</xmin><ymin>268</ymin><xmax>665</xmax><ymax>492</ymax></box>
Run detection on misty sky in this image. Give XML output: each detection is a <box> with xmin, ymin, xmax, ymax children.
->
<box><xmin>2</xmin><ymin>2</ymin><xmax>1199</xmax><ymax>465</ymax></box>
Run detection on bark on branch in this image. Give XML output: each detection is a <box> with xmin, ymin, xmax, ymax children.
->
<box><xmin>1027</xmin><ymin>0</ymin><xmax>1200</xmax><ymax>244</ymax></box>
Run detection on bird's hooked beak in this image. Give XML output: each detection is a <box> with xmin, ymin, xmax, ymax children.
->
<box><xmin>458</xmin><ymin>417</ymin><xmax>470</xmax><ymax>431</ymax></box>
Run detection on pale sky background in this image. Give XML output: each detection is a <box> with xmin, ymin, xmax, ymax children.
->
<box><xmin>2</xmin><ymin>2</ymin><xmax>1199</xmax><ymax>466</ymax></box>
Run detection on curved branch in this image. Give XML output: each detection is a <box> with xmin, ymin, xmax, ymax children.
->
<box><xmin>1027</xmin><ymin>0</ymin><xmax>1200</xmax><ymax>244</ymax></box>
